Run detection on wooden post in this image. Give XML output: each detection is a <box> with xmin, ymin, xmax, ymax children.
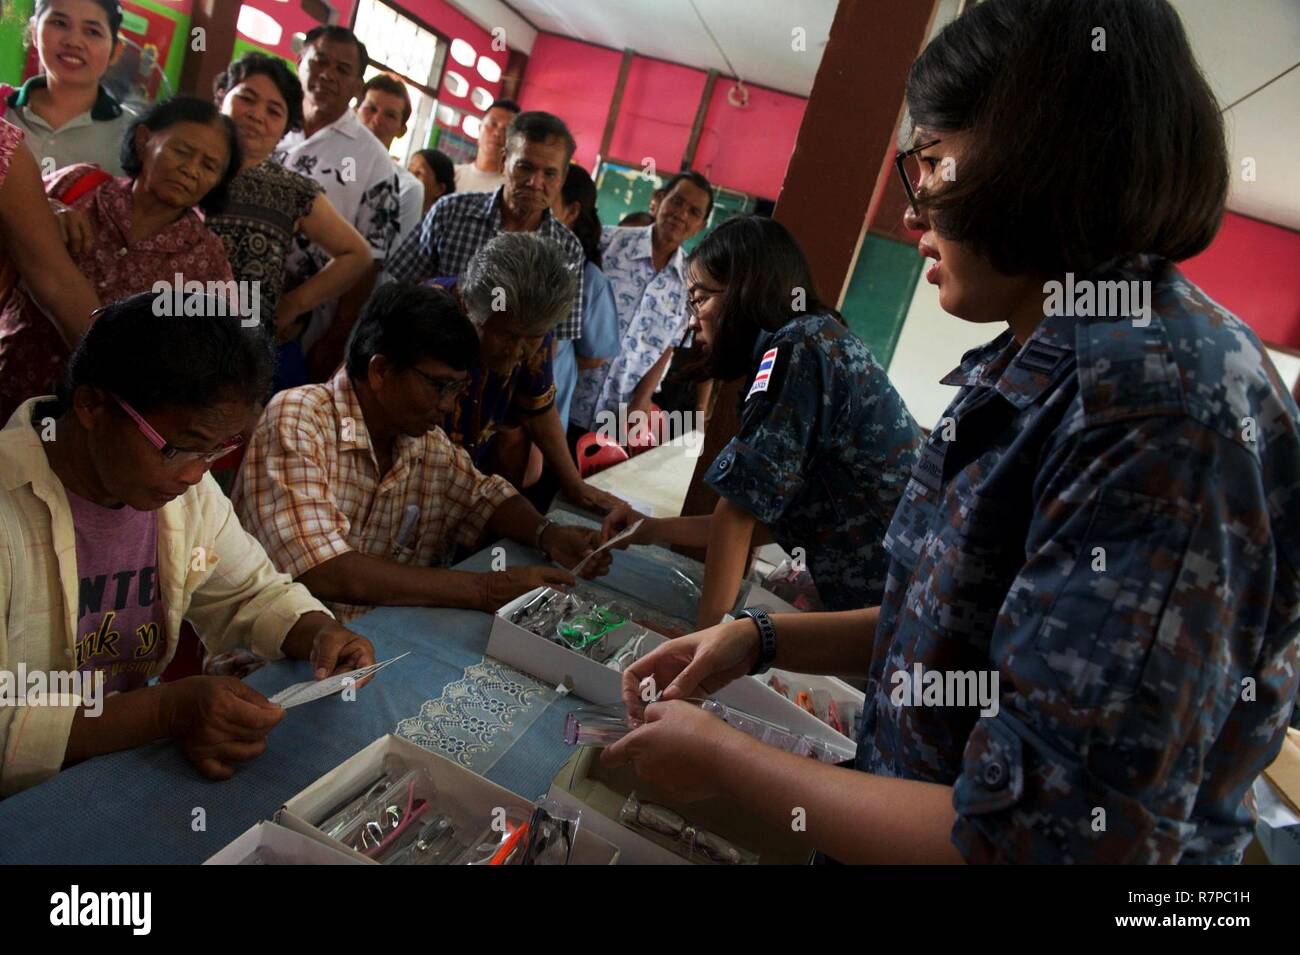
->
<box><xmin>678</xmin><ymin>0</ymin><xmax>941</xmax><ymax>523</ymax></box>
<box><xmin>681</xmin><ymin>69</ymin><xmax>719</xmax><ymax>170</ymax></box>
<box><xmin>597</xmin><ymin>48</ymin><xmax>635</xmax><ymax>167</ymax></box>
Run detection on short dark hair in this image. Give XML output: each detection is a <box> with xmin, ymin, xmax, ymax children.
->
<box><xmin>660</xmin><ymin>170</ymin><xmax>714</xmax><ymax>219</ymax></box>
<box><xmin>505</xmin><ymin>111</ymin><xmax>575</xmax><ymax>164</ymax></box>
<box><xmin>560</xmin><ymin>163</ymin><xmax>602</xmax><ymax>267</ymax></box>
<box><xmin>35</xmin><ymin>0</ymin><xmax>122</xmax><ymax>43</ymax></box>
<box><xmin>906</xmin><ymin>0</ymin><xmax>1227</xmax><ymax>275</ymax></box>
<box><xmin>687</xmin><ymin>215</ymin><xmax>836</xmax><ymax>381</ymax></box>
<box><xmin>59</xmin><ymin>291</ymin><xmax>273</xmax><ymax>414</ymax></box>
<box><xmin>302</xmin><ymin>25</ymin><xmax>369</xmax><ymax>73</ymax></box>
<box><xmin>413</xmin><ymin>149</ymin><xmax>456</xmax><ymax>195</ymax></box>
<box><xmin>120</xmin><ymin>96</ymin><xmax>242</xmax><ymax>215</ymax></box>
<box><xmin>488</xmin><ymin>98</ymin><xmax>521</xmax><ymax>115</ymax></box>
<box><xmin>619</xmin><ymin>211</ymin><xmax>655</xmax><ymax>228</ymax></box>
<box><xmin>345</xmin><ymin>282</ymin><xmax>480</xmax><ymax>378</ymax></box>
<box><xmin>363</xmin><ymin>73</ymin><xmax>412</xmax><ymax>123</ymax></box>
<box><xmin>213</xmin><ymin>52</ymin><xmax>305</xmax><ymax>135</ymax></box>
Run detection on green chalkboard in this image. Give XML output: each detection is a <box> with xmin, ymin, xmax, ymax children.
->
<box><xmin>594</xmin><ymin>161</ymin><xmax>663</xmax><ymax>227</ymax></box>
<box><xmin>593</xmin><ymin>161</ymin><xmax>757</xmax><ymax>251</ymax></box>
<box><xmin>685</xmin><ymin>185</ymin><xmax>754</xmax><ymax>253</ymax></box>
<box><xmin>839</xmin><ymin>233</ymin><xmax>923</xmax><ymax>369</ymax></box>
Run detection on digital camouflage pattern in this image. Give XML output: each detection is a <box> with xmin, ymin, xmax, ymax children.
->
<box><xmin>856</xmin><ymin>255</ymin><xmax>1300</xmax><ymax>863</ymax></box>
<box><xmin>704</xmin><ymin>312</ymin><xmax>922</xmax><ymax>611</ymax></box>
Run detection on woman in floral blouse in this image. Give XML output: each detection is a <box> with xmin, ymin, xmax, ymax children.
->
<box><xmin>0</xmin><ymin>96</ymin><xmax>241</xmax><ymax>421</ymax></box>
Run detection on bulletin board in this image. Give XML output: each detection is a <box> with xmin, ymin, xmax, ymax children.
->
<box><xmin>593</xmin><ymin>160</ymin><xmax>663</xmax><ymax>228</ymax></box>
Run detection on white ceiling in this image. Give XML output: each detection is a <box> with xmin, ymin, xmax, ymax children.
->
<box><xmin>449</xmin><ymin>0</ymin><xmax>1298</xmax><ymax>229</ymax></box>
<box><xmin>1170</xmin><ymin>0</ymin><xmax>1300</xmax><ymax>230</ymax></box>
<box><xmin>495</xmin><ymin>0</ymin><xmax>837</xmax><ymax>96</ymax></box>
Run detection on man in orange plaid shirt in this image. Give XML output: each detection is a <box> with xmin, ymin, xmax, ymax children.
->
<box><xmin>232</xmin><ymin>282</ymin><xmax>610</xmax><ymax>622</ymax></box>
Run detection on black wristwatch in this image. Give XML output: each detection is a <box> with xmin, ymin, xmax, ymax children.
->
<box><xmin>738</xmin><ymin>608</ymin><xmax>777</xmax><ymax>675</ymax></box>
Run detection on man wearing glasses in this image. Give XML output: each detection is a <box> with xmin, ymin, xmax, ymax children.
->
<box><xmin>233</xmin><ymin>280</ymin><xmax>612</xmax><ymax>623</ymax></box>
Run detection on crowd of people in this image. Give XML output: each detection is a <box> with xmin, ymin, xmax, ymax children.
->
<box><xmin>0</xmin><ymin>0</ymin><xmax>1297</xmax><ymax>865</ymax></box>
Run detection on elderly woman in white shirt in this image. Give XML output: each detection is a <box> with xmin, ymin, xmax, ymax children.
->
<box><xmin>0</xmin><ymin>290</ymin><xmax>374</xmax><ymax>796</ymax></box>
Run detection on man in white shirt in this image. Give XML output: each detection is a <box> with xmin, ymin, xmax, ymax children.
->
<box><xmin>356</xmin><ymin>73</ymin><xmax>424</xmax><ymax>247</ymax></box>
<box><xmin>273</xmin><ymin>25</ymin><xmax>400</xmax><ymax>380</ymax></box>
<box><xmin>453</xmin><ymin>98</ymin><xmax>518</xmax><ymax>194</ymax></box>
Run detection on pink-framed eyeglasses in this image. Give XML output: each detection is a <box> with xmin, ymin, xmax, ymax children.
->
<box><xmin>110</xmin><ymin>393</ymin><xmax>244</xmax><ymax>467</ymax></box>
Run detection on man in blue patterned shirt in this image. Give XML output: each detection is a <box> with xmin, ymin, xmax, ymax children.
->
<box><xmin>570</xmin><ymin>172</ymin><xmax>713</xmax><ymax>436</ymax></box>
<box><xmin>384</xmin><ymin>111</ymin><xmax>584</xmax><ymax>343</ymax></box>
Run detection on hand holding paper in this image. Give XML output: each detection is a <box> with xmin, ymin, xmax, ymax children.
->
<box><xmin>570</xmin><ymin>518</ymin><xmax>644</xmax><ymax>577</ymax></box>
<box><xmin>270</xmin><ymin>652</ymin><xmax>410</xmax><ymax>709</ymax></box>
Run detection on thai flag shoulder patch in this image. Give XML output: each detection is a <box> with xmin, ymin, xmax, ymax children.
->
<box><xmin>746</xmin><ymin>346</ymin><xmax>780</xmax><ymax>400</ymax></box>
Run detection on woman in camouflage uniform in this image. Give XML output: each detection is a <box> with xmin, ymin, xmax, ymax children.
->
<box><xmin>602</xmin><ymin>215</ymin><xmax>922</xmax><ymax>627</ymax></box>
<box><xmin>604</xmin><ymin>0</ymin><xmax>1300</xmax><ymax>864</ymax></box>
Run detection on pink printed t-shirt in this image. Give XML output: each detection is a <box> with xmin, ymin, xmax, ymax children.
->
<box><xmin>65</xmin><ymin>489</ymin><xmax>168</xmax><ymax>695</ymax></box>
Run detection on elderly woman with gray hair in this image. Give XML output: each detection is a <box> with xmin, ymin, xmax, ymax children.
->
<box><xmin>438</xmin><ymin>231</ymin><xmax>625</xmax><ymax>513</ymax></box>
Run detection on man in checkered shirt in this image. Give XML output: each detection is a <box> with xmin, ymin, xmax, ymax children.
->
<box><xmin>232</xmin><ymin>282</ymin><xmax>609</xmax><ymax>623</ymax></box>
<box><xmin>385</xmin><ymin>110</ymin><xmax>585</xmax><ymax>344</ymax></box>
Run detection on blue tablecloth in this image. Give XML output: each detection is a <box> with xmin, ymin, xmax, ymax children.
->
<box><xmin>0</xmin><ymin>534</ymin><xmax>702</xmax><ymax>864</ymax></box>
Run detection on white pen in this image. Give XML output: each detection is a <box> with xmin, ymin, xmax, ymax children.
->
<box><xmin>393</xmin><ymin>504</ymin><xmax>420</xmax><ymax>555</ymax></box>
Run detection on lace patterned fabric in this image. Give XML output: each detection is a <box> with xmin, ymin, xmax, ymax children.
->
<box><xmin>396</xmin><ymin>658</ymin><xmax>556</xmax><ymax>772</ymax></box>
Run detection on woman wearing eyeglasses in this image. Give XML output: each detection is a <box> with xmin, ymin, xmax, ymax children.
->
<box><xmin>0</xmin><ymin>291</ymin><xmax>374</xmax><ymax>796</ymax></box>
<box><xmin>601</xmin><ymin>215</ymin><xmax>922</xmax><ymax>627</ymax></box>
<box><xmin>602</xmin><ymin>0</ymin><xmax>1300</xmax><ymax>864</ymax></box>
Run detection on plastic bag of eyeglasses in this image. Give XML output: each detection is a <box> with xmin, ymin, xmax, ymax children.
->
<box><xmin>384</xmin><ymin>807</ymin><xmax>529</xmax><ymax>865</ymax></box>
<box><xmin>618</xmin><ymin>793</ymin><xmax>758</xmax><ymax>865</ymax></box>
<box><xmin>509</xmin><ymin>586</ymin><xmax>643</xmax><ymax>661</ymax></box>
<box><xmin>519</xmin><ymin>800</ymin><xmax>581</xmax><ymax>864</ymax></box>
<box><xmin>316</xmin><ymin>758</ymin><xmax>441</xmax><ymax>860</ymax></box>
<box><xmin>766</xmin><ymin>673</ymin><xmax>862</xmax><ymax>740</ymax></box>
<box><xmin>699</xmin><ymin>698</ymin><xmax>842</xmax><ymax>763</ymax></box>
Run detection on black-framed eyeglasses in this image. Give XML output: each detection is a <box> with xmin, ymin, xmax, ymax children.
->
<box><xmin>895</xmin><ymin>138</ymin><xmax>942</xmax><ymax>215</ymax></box>
<box><xmin>409</xmin><ymin>366</ymin><xmax>469</xmax><ymax>400</ymax></box>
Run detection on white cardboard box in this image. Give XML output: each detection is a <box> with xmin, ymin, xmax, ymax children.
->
<box><xmin>487</xmin><ymin>586</ymin><xmax>857</xmax><ymax>761</ymax></box>
<box><xmin>273</xmin><ymin>734</ymin><xmax>620</xmax><ymax>865</ymax></box>
<box><xmin>205</xmin><ymin>821</ymin><xmax>369</xmax><ymax>865</ymax></box>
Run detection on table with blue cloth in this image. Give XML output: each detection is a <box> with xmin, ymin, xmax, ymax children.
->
<box><xmin>0</xmin><ymin>525</ymin><xmax>710</xmax><ymax>864</ymax></box>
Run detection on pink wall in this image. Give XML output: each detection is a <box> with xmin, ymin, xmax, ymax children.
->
<box><xmin>607</xmin><ymin>58</ymin><xmax>706</xmax><ymax>173</ymax></box>
<box><xmin>693</xmin><ymin>80</ymin><xmax>805</xmax><ymax>200</ymax></box>
<box><xmin>517</xmin><ymin>34</ymin><xmax>621</xmax><ymax>171</ymax></box>
<box><xmin>1179</xmin><ymin>212</ymin><xmax>1300</xmax><ymax>348</ymax></box>
<box><xmin>517</xmin><ymin>32</ymin><xmax>806</xmax><ymax>199</ymax></box>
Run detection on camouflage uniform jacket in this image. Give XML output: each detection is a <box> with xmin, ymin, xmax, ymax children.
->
<box><xmin>855</xmin><ymin>255</ymin><xmax>1300</xmax><ymax>863</ymax></box>
<box><xmin>704</xmin><ymin>312</ymin><xmax>922</xmax><ymax>610</ymax></box>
